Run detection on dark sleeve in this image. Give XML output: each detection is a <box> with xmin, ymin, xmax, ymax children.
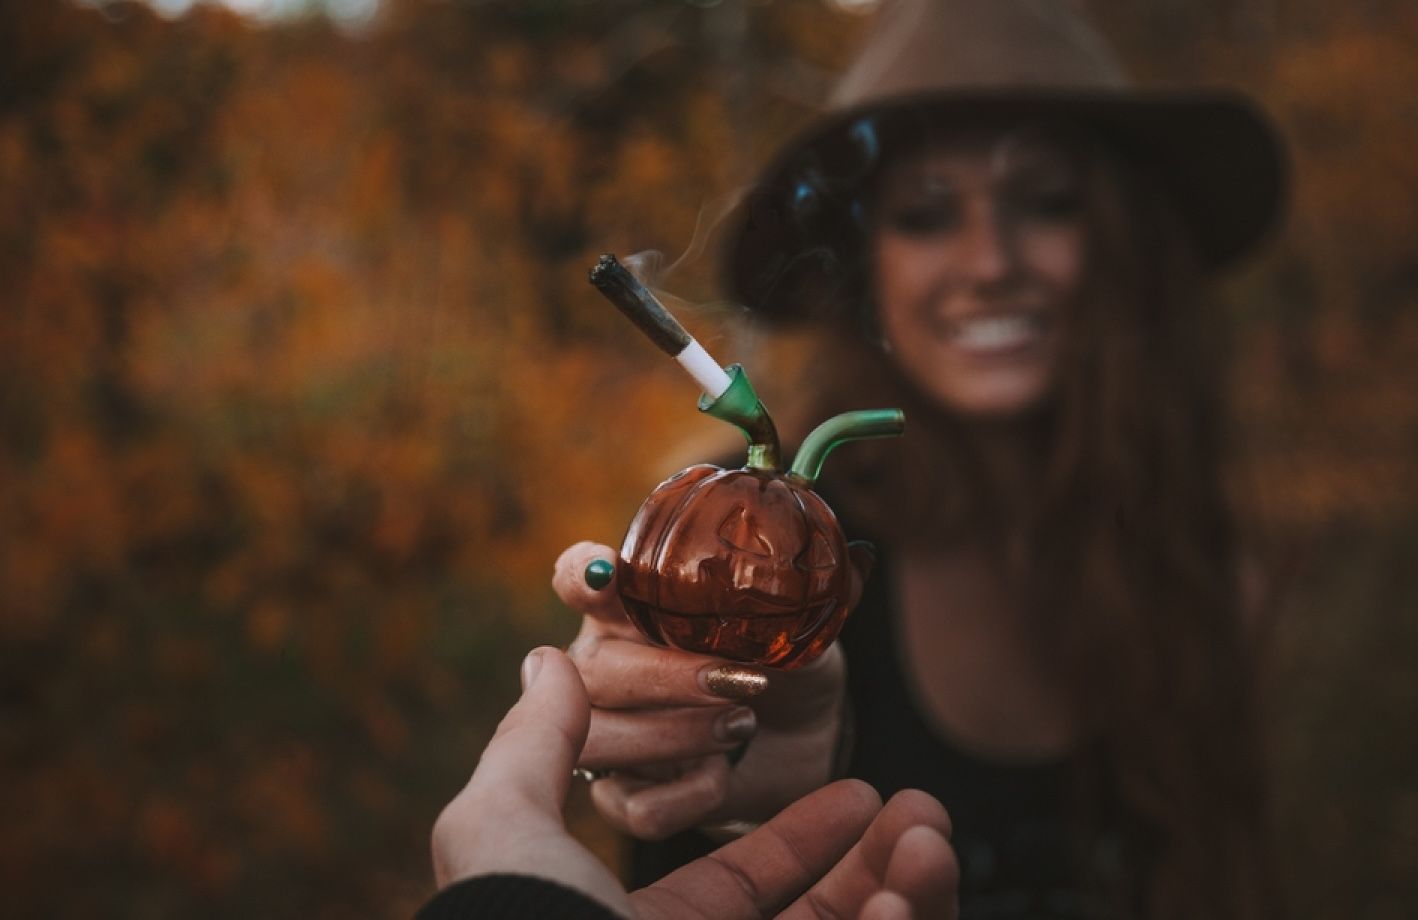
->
<box><xmin>415</xmin><ymin>873</ymin><xmax>624</xmax><ymax>920</ymax></box>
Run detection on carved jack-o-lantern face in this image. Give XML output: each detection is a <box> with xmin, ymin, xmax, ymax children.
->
<box><xmin>618</xmin><ymin>464</ymin><xmax>874</xmax><ymax>668</ymax></box>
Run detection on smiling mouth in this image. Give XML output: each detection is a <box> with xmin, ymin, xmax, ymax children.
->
<box><xmin>942</xmin><ymin>312</ymin><xmax>1050</xmax><ymax>353</ymax></box>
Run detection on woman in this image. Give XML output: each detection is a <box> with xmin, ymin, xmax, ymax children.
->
<box><xmin>557</xmin><ymin>1</ymin><xmax>1287</xmax><ymax>917</ymax></box>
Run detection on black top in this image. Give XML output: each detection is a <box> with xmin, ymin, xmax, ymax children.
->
<box><xmin>632</xmin><ymin>550</ymin><xmax>1153</xmax><ymax>919</ymax></box>
<box><xmin>417</xmin><ymin>874</ymin><xmax>622</xmax><ymax>920</ymax></box>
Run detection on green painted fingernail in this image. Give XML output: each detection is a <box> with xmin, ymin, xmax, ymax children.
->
<box><xmin>584</xmin><ymin>558</ymin><xmax>614</xmax><ymax>590</ymax></box>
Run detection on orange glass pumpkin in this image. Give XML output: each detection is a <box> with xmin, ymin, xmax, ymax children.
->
<box><xmin>613</xmin><ymin>365</ymin><xmax>901</xmax><ymax>669</ymax></box>
<box><xmin>618</xmin><ymin>463</ymin><xmax>878</xmax><ymax>668</ymax></box>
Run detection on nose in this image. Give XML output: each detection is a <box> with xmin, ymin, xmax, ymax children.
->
<box><xmin>956</xmin><ymin>201</ymin><xmax>1015</xmax><ymax>285</ymax></box>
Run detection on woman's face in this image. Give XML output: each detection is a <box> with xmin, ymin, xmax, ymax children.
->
<box><xmin>871</xmin><ymin>130</ymin><xmax>1088</xmax><ymax>417</ymax></box>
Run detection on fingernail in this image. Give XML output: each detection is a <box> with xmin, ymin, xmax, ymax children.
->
<box><xmin>715</xmin><ymin>706</ymin><xmax>757</xmax><ymax>744</ymax></box>
<box><xmin>703</xmin><ymin>664</ymin><xmax>768</xmax><ymax>701</ymax></box>
<box><xmin>520</xmin><ymin>649</ymin><xmax>545</xmax><ymax>690</ymax></box>
<box><xmin>584</xmin><ymin>558</ymin><xmax>614</xmax><ymax>591</ymax></box>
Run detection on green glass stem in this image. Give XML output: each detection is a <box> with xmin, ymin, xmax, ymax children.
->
<box><xmin>788</xmin><ymin>409</ymin><xmax>906</xmax><ymax>486</ymax></box>
<box><xmin>699</xmin><ymin>364</ymin><xmax>781</xmax><ymax>471</ymax></box>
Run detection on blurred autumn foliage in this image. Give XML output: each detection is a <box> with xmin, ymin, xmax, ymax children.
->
<box><xmin>0</xmin><ymin>0</ymin><xmax>1414</xmax><ymax>917</ymax></box>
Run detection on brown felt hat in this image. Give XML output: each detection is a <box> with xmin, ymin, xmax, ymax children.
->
<box><xmin>724</xmin><ymin>0</ymin><xmax>1289</xmax><ymax>322</ymax></box>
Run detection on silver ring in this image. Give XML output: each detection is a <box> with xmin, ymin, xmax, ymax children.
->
<box><xmin>572</xmin><ymin>767</ymin><xmax>615</xmax><ymax>782</ymax></box>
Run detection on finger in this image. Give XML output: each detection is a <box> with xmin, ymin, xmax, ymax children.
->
<box><xmin>569</xmin><ymin>633</ymin><xmax>768</xmax><ymax>708</ymax></box>
<box><xmin>579</xmin><ymin>704</ymin><xmax>756</xmax><ymax>769</ymax></box>
<box><xmin>781</xmin><ymin>789</ymin><xmax>952</xmax><ymax>918</ymax></box>
<box><xmin>883</xmin><ymin>824</ymin><xmax>959</xmax><ymax>920</ymax></box>
<box><xmin>433</xmin><ymin>647</ymin><xmax>595</xmax><ymax>890</ymax></box>
<box><xmin>553</xmin><ymin>541</ymin><xmax>631</xmax><ymax>626</ymax></box>
<box><xmin>632</xmin><ymin>779</ymin><xmax>883</xmax><ymax>920</ymax></box>
<box><xmin>463</xmin><ymin>647</ymin><xmax>590</xmax><ymax>813</ymax></box>
<box><xmin>862</xmin><ymin>790</ymin><xmax>953</xmax><ymax>873</ymax></box>
<box><xmin>590</xmin><ymin>756</ymin><xmax>731</xmax><ymax>840</ymax></box>
<box><xmin>857</xmin><ymin>891</ymin><xmax>913</xmax><ymax>920</ymax></box>
<box><xmin>712</xmin><ymin>779</ymin><xmax>883</xmax><ymax>900</ymax></box>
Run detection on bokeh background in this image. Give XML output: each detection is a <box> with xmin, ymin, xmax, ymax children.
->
<box><xmin>1</xmin><ymin>0</ymin><xmax>1414</xmax><ymax>917</ymax></box>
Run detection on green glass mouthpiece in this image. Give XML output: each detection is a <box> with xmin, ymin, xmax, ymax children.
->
<box><xmin>788</xmin><ymin>409</ymin><xmax>906</xmax><ymax>486</ymax></box>
<box><xmin>698</xmin><ymin>364</ymin><xmax>781</xmax><ymax>471</ymax></box>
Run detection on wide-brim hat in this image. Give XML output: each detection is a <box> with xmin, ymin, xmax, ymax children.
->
<box><xmin>724</xmin><ymin>0</ymin><xmax>1289</xmax><ymax>322</ymax></box>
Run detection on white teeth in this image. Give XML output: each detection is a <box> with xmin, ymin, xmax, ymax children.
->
<box><xmin>948</xmin><ymin>314</ymin><xmax>1041</xmax><ymax>351</ymax></box>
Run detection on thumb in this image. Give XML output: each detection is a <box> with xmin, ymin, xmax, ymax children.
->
<box><xmin>464</xmin><ymin>647</ymin><xmax>591</xmax><ymax>815</ymax></box>
<box><xmin>431</xmin><ymin>648</ymin><xmax>614</xmax><ymax>896</ymax></box>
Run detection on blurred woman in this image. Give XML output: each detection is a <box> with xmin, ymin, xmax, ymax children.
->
<box><xmin>557</xmin><ymin>1</ymin><xmax>1287</xmax><ymax>917</ymax></box>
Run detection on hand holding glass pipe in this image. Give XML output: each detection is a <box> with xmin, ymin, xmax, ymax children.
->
<box><xmin>563</xmin><ymin>257</ymin><xmax>905</xmax><ymax>836</ymax></box>
<box><xmin>429</xmin><ymin>644</ymin><xmax>959</xmax><ymax>919</ymax></box>
<box><xmin>556</xmin><ymin>540</ymin><xmax>855</xmax><ymax>838</ymax></box>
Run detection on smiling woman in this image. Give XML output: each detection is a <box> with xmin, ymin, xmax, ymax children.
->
<box><xmin>553</xmin><ymin>1</ymin><xmax>1289</xmax><ymax>917</ymax></box>
<box><xmin>870</xmin><ymin>128</ymin><xmax>1088</xmax><ymax>417</ymax></box>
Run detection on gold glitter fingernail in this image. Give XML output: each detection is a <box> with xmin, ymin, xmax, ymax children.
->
<box><xmin>704</xmin><ymin>665</ymin><xmax>768</xmax><ymax>701</ymax></box>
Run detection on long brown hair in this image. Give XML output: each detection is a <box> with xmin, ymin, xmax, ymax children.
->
<box><xmin>795</xmin><ymin>133</ymin><xmax>1278</xmax><ymax>919</ymax></box>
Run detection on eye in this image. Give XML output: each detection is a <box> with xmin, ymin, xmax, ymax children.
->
<box><xmin>1001</xmin><ymin>161</ymin><xmax>1085</xmax><ymax>223</ymax></box>
<box><xmin>802</xmin><ymin>529</ymin><xmax>838</xmax><ymax>570</ymax></box>
<box><xmin>717</xmin><ymin>505</ymin><xmax>772</xmax><ymax>557</ymax></box>
<box><xmin>879</xmin><ymin>198</ymin><xmax>961</xmax><ymax>236</ymax></box>
<box><xmin>1012</xmin><ymin>186</ymin><xmax>1083</xmax><ymax>222</ymax></box>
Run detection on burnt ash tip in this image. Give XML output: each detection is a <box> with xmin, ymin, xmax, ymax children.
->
<box><xmin>589</xmin><ymin>253</ymin><xmax>620</xmax><ymax>288</ymax></box>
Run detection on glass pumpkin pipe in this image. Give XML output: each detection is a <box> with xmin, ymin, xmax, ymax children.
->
<box><xmin>588</xmin><ymin>255</ymin><xmax>903</xmax><ymax>669</ymax></box>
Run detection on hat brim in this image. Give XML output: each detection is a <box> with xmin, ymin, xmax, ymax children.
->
<box><xmin>724</xmin><ymin>90</ymin><xmax>1289</xmax><ymax>321</ymax></box>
